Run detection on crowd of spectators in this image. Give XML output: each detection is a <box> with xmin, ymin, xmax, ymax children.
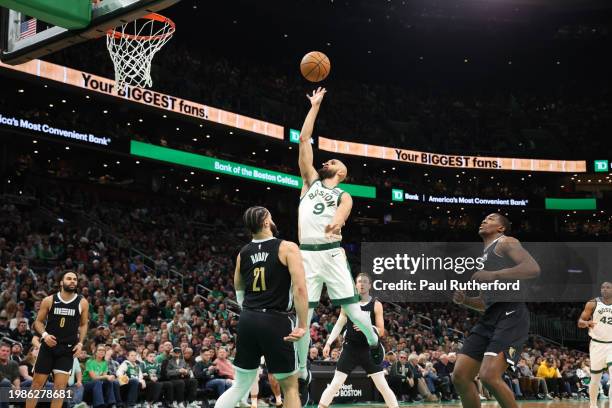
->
<box><xmin>0</xmin><ymin>177</ymin><xmax>608</xmax><ymax>407</ymax></box>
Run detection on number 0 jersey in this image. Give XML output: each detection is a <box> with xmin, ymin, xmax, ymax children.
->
<box><xmin>239</xmin><ymin>237</ymin><xmax>292</xmax><ymax>312</ymax></box>
<box><xmin>298</xmin><ymin>179</ymin><xmax>345</xmax><ymax>245</ymax></box>
<box><xmin>589</xmin><ymin>297</ymin><xmax>612</xmax><ymax>342</ymax></box>
<box><xmin>46</xmin><ymin>292</ymin><xmax>82</xmax><ymax>346</ymax></box>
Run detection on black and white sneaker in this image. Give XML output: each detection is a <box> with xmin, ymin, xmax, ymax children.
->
<box><xmin>298</xmin><ymin>369</ymin><xmax>311</xmax><ymax>406</ymax></box>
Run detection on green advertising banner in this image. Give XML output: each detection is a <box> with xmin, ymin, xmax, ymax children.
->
<box><xmin>544</xmin><ymin>198</ymin><xmax>597</xmax><ymax>210</ymax></box>
<box><xmin>130</xmin><ymin>141</ymin><xmax>376</xmax><ymax>199</ymax></box>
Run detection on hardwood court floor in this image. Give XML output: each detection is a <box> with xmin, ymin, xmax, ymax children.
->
<box><xmin>323</xmin><ymin>399</ymin><xmax>609</xmax><ymax>408</ymax></box>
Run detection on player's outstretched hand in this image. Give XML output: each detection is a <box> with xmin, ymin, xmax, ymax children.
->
<box><xmin>324</xmin><ymin>223</ymin><xmax>342</xmax><ymax>238</ymax></box>
<box><xmin>307</xmin><ymin>87</ymin><xmax>327</xmax><ymax>107</ymax></box>
<box><xmin>322</xmin><ymin>344</ymin><xmax>331</xmax><ymax>359</ymax></box>
<box><xmin>452</xmin><ymin>290</ymin><xmax>466</xmax><ymax>305</ymax></box>
<box><xmin>44</xmin><ymin>335</ymin><xmax>57</xmax><ymax>348</ymax></box>
<box><xmin>284</xmin><ymin>327</ymin><xmax>306</xmax><ymax>342</ymax></box>
<box><xmin>587</xmin><ymin>320</ymin><xmax>597</xmax><ymax>328</ymax></box>
<box><xmin>353</xmin><ymin>324</ymin><xmax>361</xmax><ymax>332</ymax></box>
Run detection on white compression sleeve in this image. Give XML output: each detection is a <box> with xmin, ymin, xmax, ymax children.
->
<box><xmin>326</xmin><ymin>313</ymin><xmax>347</xmax><ymax>346</ymax></box>
<box><xmin>297</xmin><ymin>307</ymin><xmax>315</xmax><ymax>380</ymax></box>
<box><xmin>370</xmin><ymin>371</ymin><xmax>399</xmax><ymax>408</ymax></box>
<box><xmin>319</xmin><ymin>371</ymin><xmax>348</xmax><ymax>408</ymax></box>
<box><xmin>589</xmin><ymin>371</ymin><xmax>602</xmax><ymax>408</ymax></box>
<box><xmin>236</xmin><ymin>290</ymin><xmax>245</xmax><ymax>308</ymax></box>
<box><xmin>214</xmin><ymin>367</ymin><xmax>258</xmax><ymax>408</ymax></box>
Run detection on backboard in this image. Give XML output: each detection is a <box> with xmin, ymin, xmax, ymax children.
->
<box><xmin>0</xmin><ymin>0</ymin><xmax>180</xmax><ymax>65</ymax></box>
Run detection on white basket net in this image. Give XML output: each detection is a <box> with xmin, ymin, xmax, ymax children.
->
<box><xmin>106</xmin><ymin>13</ymin><xmax>175</xmax><ymax>89</ymax></box>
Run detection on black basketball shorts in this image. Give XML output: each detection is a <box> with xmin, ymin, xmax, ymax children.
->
<box><xmin>459</xmin><ymin>302</ymin><xmax>528</xmax><ymax>368</ymax></box>
<box><xmin>233</xmin><ymin>309</ymin><xmax>297</xmax><ymax>375</ymax></box>
<box><xmin>336</xmin><ymin>341</ymin><xmax>382</xmax><ymax>376</ymax></box>
<box><xmin>35</xmin><ymin>343</ymin><xmax>74</xmax><ymax>375</ymax></box>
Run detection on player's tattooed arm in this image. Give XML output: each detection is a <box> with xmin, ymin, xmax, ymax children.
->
<box><xmin>299</xmin><ymin>87</ymin><xmax>326</xmax><ymax>189</ymax></box>
<box><xmin>34</xmin><ymin>296</ymin><xmax>57</xmax><ymax>347</ymax></box>
<box><xmin>233</xmin><ymin>254</ymin><xmax>245</xmax><ymax>308</ymax></box>
<box><xmin>577</xmin><ymin>300</ymin><xmax>596</xmax><ymax>328</ymax></box>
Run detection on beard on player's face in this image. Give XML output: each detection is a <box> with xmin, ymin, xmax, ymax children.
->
<box><xmin>317</xmin><ymin>167</ymin><xmax>337</xmax><ymax>180</ymax></box>
<box><xmin>62</xmin><ymin>282</ymin><xmax>77</xmax><ymax>293</ymax></box>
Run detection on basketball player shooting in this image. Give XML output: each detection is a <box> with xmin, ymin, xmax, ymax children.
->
<box><xmin>27</xmin><ymin>271</ymin><xmax>89</xmax><ymax>408</ymax></box>
<box><xmin>319</xmin><ymin>273</ymin><xmax>398</xmax><ymax>408</ymax></box>
<box><xmin>215</xmin><ymin>207</ymin><xmax>308</xmax><ymax>408</ymax></box>
<box><xmin>578</xmin><ymin>281</ymin><xmax>612</xmax><ymax>408</ymax></box>
<box><xmin>452</xmin><ymin>213</ymin><xmax>540</xmax><ymax>408</ymax></box>
<box><xmin>295</xmin><ymin>87</ymin><xmax>383</xmax><ymax>403</ymax></box>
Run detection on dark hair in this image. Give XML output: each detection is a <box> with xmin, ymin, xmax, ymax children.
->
<box><xmin>492</xmin><ymin>213</ymin><xmax>511</xmax><ymax>234</ymax></box>
<box><xmin>0</xmin><ymin>342</ymin><xmax>10</xmax><ymax>350</ymax></box>
<box><xmin>243</xmin><ymin>206</ymin><xmax>269</xmax><ymax>234</ymax></box>
<box><xmin>59</xmin><ymin>270</ymin><xmax>77</xmax><ymax>282</ymax></box>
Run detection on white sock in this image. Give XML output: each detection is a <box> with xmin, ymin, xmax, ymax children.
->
<box><xmin>370</xmin><ymin>371</ymin><xmax>399</xmax><ymax>408</ymax></box>
<box><xmin>297</xmin><ymin>308</ymin><xmax>315</xmax><ymax>380</ymax></box>
<box><xmin>319</xmin><ymin>371</ymin><xmax>348</xmax><ymax>408</ymax></box>
<box><xmin>274</xmin><ymin>394</ymin><xmax>282</xmax><ymax>405</ymax></box>
<box><xmin>590</xmin><ymin>372</ymin><xmax>603</xmax><ymax>408</ymax></box>
<box><xmin>342</xmin><ymin>303</ymin><xmax>378</xmax><ymax>347</ymax></box>
<box><xmin>214</xmin><ymin>367</ymin><xmax>258</xmax><ymax>408</ymax></box>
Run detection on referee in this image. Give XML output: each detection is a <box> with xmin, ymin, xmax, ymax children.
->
<box><xmin>215</xmin><ymin>206</ymin><xmax>308</xmax><ymax>408</ymax></box>
<box><xmin>26</xmin><ymin>270</ymin><xmax>89</xmax><ymax>408</ymax></box>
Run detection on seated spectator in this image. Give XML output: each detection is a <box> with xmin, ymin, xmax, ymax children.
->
<box><xmin>141</xmin><ymin>351</ymin><xmax>169</xmax><ymax>407</ymax></box>
<box><xmin>407</xmin><ymin>354</ymin><xmax>438</xmax><ymax>402</ymax></box>
<box><xmin>10</xmin><ymin>320</ymin><xmax>32</xmax><ymax>352</ymax></box>
<box><xmin>18</xmin><ymin>344</ymin><xmax>38</xmax><ymax>387</ymax></box>
<box><xmin>67</xmin><ymin>355</ymin><xmax>86</xmax><ymax>408</ymax></box>
<box><xmin>213</xmin><ymin>347</ymin><xmax>234</xmax><ymax>380</ymax></box>
<box><xmin>517</xmin><ymin>358</ymin><xmax>552</xmax><ymax>399</ymax></box>
<box><xmin>0</xmin><ymin>314</ymin><xmax>11</xmax><ymax>339</ymax></box>
<box><xmin>83</xmin><ymin>344</ymin><xmax>122</xmax><ymax>408</ymax></box>
<box><xmin>433</xmin><ymin>353</ymin><xmax>455</xmax><ymax>400</ymax></box>
<box><xmin>0</xmin><ymin>343</ymin><xmax>20</xmax><ymax>408</ymax></box>
<box><xmin>10</xmin><ymin>343</ymin><xmax>24</xmax><ymax>363</ymax></box>
<box><xmin>163</xmin><ymin>347</ymin><xmax>198</xmax><ymax>408</ymax></box>
<box><xmin>389</xmin><ymin>351</ymin><xmax>417</xmax><ymax>402</ymax></box>
<box><xmin>536</xmin><ymin>357</ymin><xmax>562</xmax><ymax>398</ymax></box>
<box><xmin>116</xmin><ymin>348</ymin><xmax>146</xmax><ymax>407</ymax></box>
<box><xmin>193</xmin><ymin>348</ymin><xmax>231</xmax><ymax>397</ymax></box>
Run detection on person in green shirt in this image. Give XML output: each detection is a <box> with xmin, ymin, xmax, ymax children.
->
<box><xmin>83</xmin><ymin>345</ymin><xmax>122</xmax><ymax>408</ymax></box>
<box><xmin>141</xmin><ymin>352</ymin><xmax>170</xmax><ymax>406</ymax></box>
<box><xmin>156</xmin><ymin>341</ymin><xmax>173</xmax><ymax>364</ymax></box>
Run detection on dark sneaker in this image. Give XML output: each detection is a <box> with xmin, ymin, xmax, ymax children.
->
<box><xmin>298</xmin><ymin>369</ymin><xmax>311</xmax><ymax>406</ymax></box>
<box><xmin>370</xmin><ymin>338</ymin><xmax>385</xmax><ymax>365</ymax></box>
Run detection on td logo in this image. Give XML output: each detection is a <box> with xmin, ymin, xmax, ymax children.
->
<box><xmin>594</xmin><ymin>160</ymin><xmax>609</xmax><ymax>172</ymax></box>
<box><xmin>392</xmin><ymin>189</ymin><xmax>404</xmax><ymax>202</ymax></box>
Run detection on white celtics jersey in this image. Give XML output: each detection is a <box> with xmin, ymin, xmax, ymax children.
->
<box><xmin>589</xmin><ymin>298</ymin><xmax>612</xmax><ymax>342</ymax></box>
<box><xmin>298</xmin><ymin>179</ymin><xmax>344</xmax><ymax>244</ymax></box>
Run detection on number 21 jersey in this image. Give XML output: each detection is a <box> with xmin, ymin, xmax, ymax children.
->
<box><xmin>239</xmin><ymin>238</ymin><xmax>292</xmax><ymax>312</ymax></box>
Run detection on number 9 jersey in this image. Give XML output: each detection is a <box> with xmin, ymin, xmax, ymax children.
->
<box><xmin>298</xmin><ymin>180</ymin><xmax>344</xmax><ymax>244</ymax></box>
<box><xmin>239</xmin><ymin>237</ymin><xmax>292</xmax><ymax>312</ymax></box>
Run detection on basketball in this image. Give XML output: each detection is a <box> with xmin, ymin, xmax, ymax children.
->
<box><xmin>300</xmin><ymin>51</ymin><xmax>331</xmax><ymax>82</ymax></box>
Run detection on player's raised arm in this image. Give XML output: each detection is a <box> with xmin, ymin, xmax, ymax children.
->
<box><xmin>280</xmin><ymin>241</ymin><xmax>308</xmax><ymax>342</ymax></box>
<box><xmin>299</xmin><ymin>87</ymin><xmax>327</xmax><ymax>189</ymax></box>
<box><xmin>578</xmin><ymin>300</ymin><xmax>596</xmax><ymax>328</ymax></box>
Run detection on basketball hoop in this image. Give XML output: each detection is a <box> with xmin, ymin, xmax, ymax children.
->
<box><xmin>106</xmin><ymin>13</ymin><xmax>175</xmax><ymax>89</ymax></box>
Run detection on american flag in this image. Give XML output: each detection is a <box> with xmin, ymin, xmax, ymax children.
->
<box><xmin>19</xmin><ymin>18</ymin><xmax>36</xmax><ymax>39</ymax></box>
